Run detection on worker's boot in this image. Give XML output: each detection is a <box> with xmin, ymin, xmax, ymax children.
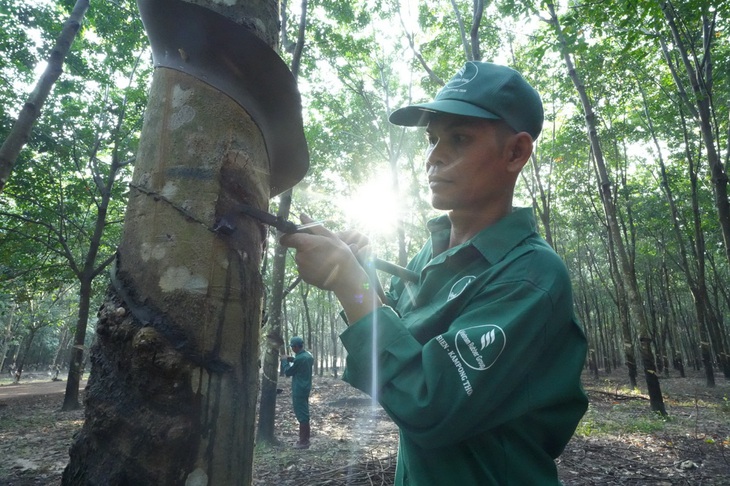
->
<box><xmin>294</xmin><ymin>422</ymin><xmax>310</xmax><ymax>449</ymax></box>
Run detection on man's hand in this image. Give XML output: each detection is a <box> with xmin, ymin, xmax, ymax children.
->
<box><xmin>279</xmin><ymin>216</ymin><xmax>362</xmax><ymax>291</ymax></box>
<box><xmin>337</xmin><ymin>229</ymin><xmax>371</xmax><ymax>261</ymax></box>
<box><xmin>279</xmin><ymin>214</ymin><xmax>382</xmax><ymax>324</ymax></box>
<box><xmin>286</xmin><ymin>356</ymin><xmax>294</xmax><ymax>363</ymax></box>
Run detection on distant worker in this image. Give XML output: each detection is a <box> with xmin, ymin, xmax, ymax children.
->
<box><xmin>281</xmin><ymin>336</ymin><xmax>314</xmax><ymax>449</ymax></box>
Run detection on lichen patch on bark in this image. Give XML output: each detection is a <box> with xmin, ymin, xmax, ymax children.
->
<box><xmin>159</xmin><ymin>266</ymin><xmax>209</xmax><ymax>293</ymax></box>
<box><xmin>184</xmin><ymin>467</ymin><xmax>209</xmax><ymax>486</ymax></box>
<box><xmin>170</xmin><ymin>104</ymin><xmax>196</xmax><ymax>130</ymax></box>
<box><xmin>140</xmin><ymin>241</ymin><xmax>168</xmax><ymax>261</ymax></box>
<box><xmin>172</xmin><ymin>83</ymin><xmax>192</xmax><ymax>108</ymax></box>
<box><xmin>161</xmin><ymin>180</ymin><xmax>179</xmax><ymax>198</ymax></box>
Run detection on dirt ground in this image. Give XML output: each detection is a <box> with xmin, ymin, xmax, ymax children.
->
<box><xmin>0</xmin><ymin>369</ymin><xmax>729</xmax><ymax>485</ymax></box>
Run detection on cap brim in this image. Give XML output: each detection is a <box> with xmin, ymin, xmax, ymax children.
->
<box><xmin>389</xmin><ymin>100</ymin><xmax>502</xmax><ymax>127</ymax></box>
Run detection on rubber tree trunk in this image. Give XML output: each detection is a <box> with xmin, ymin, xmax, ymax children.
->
<box><xmin>62</xmin><ymin>56</ymin><xmax>268</xmax><ymax>486</ymax></box>
<box><xmin>63</xmin><ymin>0</ymin><xmax>309</xmax><ymax>478</ymax></box>
<box><xmin>609</xmin><ymin>236</ymin><xmax>638</xmax><ymax>389</ymax></box>
<box><xmin>61</xmin><ymin>276</ymin><xmax>93</xmax><ymax>409</ymax></box>
<box><xmin>0</xmin><ymin>303</ymin><xmax>17</xmax><ymax>373</ymax></box>
<box><xmin>62</xmin><ymin>0</ymin><xmax>309</xmax><ymax>478</ymax></box>
<box><xmin>63</xmin><ymin>0</ymin><xmax>311</xmax><ymax>479</ymax></box>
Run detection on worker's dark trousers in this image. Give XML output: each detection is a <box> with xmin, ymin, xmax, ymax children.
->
<box><xmin>292</xmin><ymin>392</ymin><xmax>310</xmax><ymax>423</ymax></box>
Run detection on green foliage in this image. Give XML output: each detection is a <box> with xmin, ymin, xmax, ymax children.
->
<box><xmin>721</xmin><ymin>396</ymin><xmax>730</xmax><ymax>416</ymax></box>
<box><xmin>0</xmin><ymin>0</ymin><xmax>150</xmax><ymax>369</ymax></box>
<box><xmin>576</xmin><ymin>403</ymin><xmax>670</xmax><ymax>437</ymax></box>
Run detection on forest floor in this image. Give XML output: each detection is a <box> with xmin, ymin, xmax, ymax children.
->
<box><xmin>0</xmin><ymin>369</ymin><xmax>728</xmax><ymax>485</ymax></box>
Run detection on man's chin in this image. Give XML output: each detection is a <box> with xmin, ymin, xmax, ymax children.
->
<box><xmin>430</xmin><ymin>197</ymin><xmax>450</xmax><ymax>211</ymax></box>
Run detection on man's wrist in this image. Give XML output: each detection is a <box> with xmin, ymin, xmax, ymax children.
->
<box><xmin>335</xmin><ymin>275</ymin><xmax>382</xmax><ymax>325</ymax></box>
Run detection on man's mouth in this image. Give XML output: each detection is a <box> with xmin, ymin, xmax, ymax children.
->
<box><xmin>428</xmin><ymin>176</ymin><xmax>449</xmax><ymax>188</ymax></box>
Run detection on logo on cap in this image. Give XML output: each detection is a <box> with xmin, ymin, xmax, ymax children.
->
<box><xmin>444</xmin><ymin>62</ymin><xmax>478</xmax><ymax>89</ymax></box>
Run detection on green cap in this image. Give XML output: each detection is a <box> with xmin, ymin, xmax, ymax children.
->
<box><xmin>389</xmin><ymin>61</ymin><xmax>544</xmax><ymax>140</ymax></box>
<box><xmin>290</xmin><ymin>336</ymin><xmax>304</xmax><ymax>347</ymax></box>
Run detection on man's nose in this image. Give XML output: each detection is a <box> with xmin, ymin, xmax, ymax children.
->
<box><xmin>425</xmin><ymin>143</ymin><xmax>443</xmax><ymax>168</ymax></box>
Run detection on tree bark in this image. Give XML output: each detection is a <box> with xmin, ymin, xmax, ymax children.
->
<box><xmin>63</xmin><ymin>66</ymin><xmax>268</xmax><ymax>485</ymax></box>
<box><xmin>0</xmin><ymin>303</ymin><xmax>17</xmax><ymax>373</ymax></box>
<box><xmin>63</xmin><ymin>0</ymin><xmax>309</xmax><ymax>480</ymax></box>
<box><xmin>62</xmin><ymin>276</ymin><xmax>94</xmax><ymax>408</ymax></box>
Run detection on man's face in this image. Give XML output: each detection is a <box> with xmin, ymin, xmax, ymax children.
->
<box><xmin>424</xmin><ymin>114</ymin><xmax>515</xmax><ymax>212</ymax></box>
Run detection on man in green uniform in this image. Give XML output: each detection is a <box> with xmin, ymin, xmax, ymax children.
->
<box><xmin>281</xmin><ymin>61</ymin><xmax>588</xmax><ymax>484</ymax></box>
<box><xmin>281</xmin><ymin>336</ymin><xmax>314</xmax><ymax>449</ymax></box>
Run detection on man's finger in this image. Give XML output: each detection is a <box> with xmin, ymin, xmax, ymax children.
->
<box><xmin>299</xmin><ymin>212</ymin><xmax>335</xmax><ymax>237</ymax></box>
<box><xmin>338</xmin><ymin>229</ymin><xmax>370</xmax><ymax>248</ymax></box>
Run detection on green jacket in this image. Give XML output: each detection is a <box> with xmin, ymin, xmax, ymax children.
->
<box><xmin>341</xmin><ymin>208</ymin><xmax>588</xmax><ymax>485</ymax></box>
<box><xmin>284</xmin><ymin>349</ymin><xmax>313</xmax><ymax>397</ymax></box>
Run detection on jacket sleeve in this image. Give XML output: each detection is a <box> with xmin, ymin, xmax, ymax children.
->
<box><xmin>285</xmin><ymin>353</ymin><xmax>312</xmax><ymax>377</ymax></box>
<box><xmin>340</xmin><ymin>270</ymin><xmax>576</xmax><ymax>449</ymax></box>
<box><xmin>284</xmin><ymin>359</ymin><xmax>296</xmax><ymax>377</ymax></box>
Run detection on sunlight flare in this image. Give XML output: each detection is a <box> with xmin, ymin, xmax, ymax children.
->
<box><xmin>338</xmin><ymin>168</ymin><xmax>405</xmax><ymax>238</ymax></box>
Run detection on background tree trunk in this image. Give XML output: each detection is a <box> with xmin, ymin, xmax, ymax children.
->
<box><xmin>546</xmin><ymin>1</ymin><xmax>665</xmax><ymax>414</ymax></box>
<box><xmin>257</xmin><ymin>0</ymin><xmax>308</xmax><ymax>446</ymax></box>
<box><xmin>658</xmin><ymin>2</ymin><xmax>730</xmax><ymax>267</ymax></box>
<box><xmin>257</xmin><ymin>189</ymin><xmax>293</xmax><ymax>446</ymax></box>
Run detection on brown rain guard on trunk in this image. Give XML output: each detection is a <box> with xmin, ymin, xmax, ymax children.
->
<box><xmin>137</xmin><ymin>0</ymin><xmax>309</xmax><ymax>196</ymax></box>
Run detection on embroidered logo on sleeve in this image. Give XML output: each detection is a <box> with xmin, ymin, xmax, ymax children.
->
<box><xmin>447</xmin><ymin>276</ymin><xmax>476</xmax><ymax>301</ymax></box>
<box><xmin>436</xmin><ymin>334</ymin><xmax>473</xmax><ymax>396</ymax></box>
<box><xmin>455</xmin><ymin>325</ymin><xmax>506</xmax><ymax>371</ymax></box>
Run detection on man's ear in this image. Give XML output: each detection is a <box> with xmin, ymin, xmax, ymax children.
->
<box><xmin>505</xmin><ymin>132</ymin><xmax>534</xmax><ymax>173</ymax></box>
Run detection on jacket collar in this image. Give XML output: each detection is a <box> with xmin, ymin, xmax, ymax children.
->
<box><xmin>427</xmin><ymin>207</ymin><xmax>537</xmax><ymax>264</ymax></box>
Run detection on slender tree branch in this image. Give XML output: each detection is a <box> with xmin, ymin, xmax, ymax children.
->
<box><xmin>0</xmin><ymin>218</ymin><xmax>81</xmax><ymax>276</ymax></box>
<box><xmin>290</xmin><ymin>0</ymin><xmax>308</xmax><ymax>78</ymax></box>
<box><xmin>450</xmin><ymin>0</ymin><xmax>471</xmax><ymax>60</ymax></box>
<box><xmin>397</xmin><ymin>9</ymin><xmax>444</xmax><ymax>85</ymax></box>
<box><xmin>470</xmin><ymin>0</ymin><xmax>484</xmax><ymax>61</ymax></box>
<box><xmin>0</xmin><ymin>0</ymin><xmax>90</xmax><ymax>193</ymax></box>
<box><xmin>91</xmin><ymin>252</ymin><xmax>117</xmax><ymax>280</ymax></box>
